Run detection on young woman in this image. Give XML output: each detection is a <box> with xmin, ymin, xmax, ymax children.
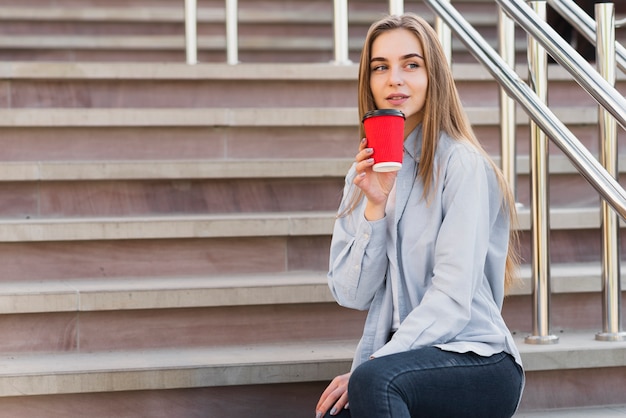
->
<box><xmin>315</xmin><ymin>13</ymin><xmax>524</xmax><ymax>418</ymax></box>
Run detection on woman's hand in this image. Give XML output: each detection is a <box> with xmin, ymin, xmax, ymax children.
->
<box><xmin>315</xmin><ymin>372</ymin><xmax>351</xmax><ymax>417</ymax></box>
<box><xmin>354</xmin><ymin>138</ymin><xmax>398</xmax><ymax>221</ymax></box>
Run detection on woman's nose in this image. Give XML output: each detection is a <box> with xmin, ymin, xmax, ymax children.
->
<box><xmin>388</xmin><ymin>67</ymin><xmax>403</xmax><ymax>86</ymax></box>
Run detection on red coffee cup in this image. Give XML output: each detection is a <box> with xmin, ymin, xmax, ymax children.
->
<box><xmin>362</xmin><ymin>109</ymin><xmax>406</xmax><ymax>172</ymax></box>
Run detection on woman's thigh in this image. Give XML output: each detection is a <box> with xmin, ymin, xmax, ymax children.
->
<box><xmin>347</xmin><ymin>347</ymin><xmax>523</xmax><ymax>418</ymax></box>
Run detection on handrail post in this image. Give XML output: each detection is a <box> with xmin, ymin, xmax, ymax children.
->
<box><xmin>184</xmin><ymin>0</ymin><xmax>197</xmax><ymax>65</ymax></box>
<box><xmin>332</xmin><ymin>0</ymin><xmax>351</xmax><ymax>65</ymax></box>
<box><xmin>525</xmin><ymin>1</ymin><xmax>558</xmax><ymax>345</ymax></box>
<box><xmin>498</xmin><ymin>6</ymin><xmax>517</xmax><ymax>199</ymax></box>
<box><xmin>389</xmin><ymin>0</ymin><xmax>404</xmax><ymax>16</ymax></box>
<box><xmin>225</xmin><ymin>0</ymin><xmax>239</xmax><ymax>65</ymax></box>
<box><xmin>435</xmin><ymin>0</ymin><xmax>452</xmax><ymax>66</ymax></box>
<box><xmin>595</xmin><ymin>2</ymin><xmax>625</xmax><ymax>342</ymax></box>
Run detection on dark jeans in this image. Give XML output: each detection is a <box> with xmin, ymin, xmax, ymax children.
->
<box><xmin>324</xmin><ymin>347</ymin><xmax>523</xmax><ymax>418</ymax></box>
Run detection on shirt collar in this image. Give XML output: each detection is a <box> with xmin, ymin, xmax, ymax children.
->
<box><xmin>404</xmin><ymin>124</ymin><xmax>423</xmax><ymax>161</ymax></box>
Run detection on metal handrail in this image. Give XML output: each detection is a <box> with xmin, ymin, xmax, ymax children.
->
<box><xmin>547</xmin><ymin>0</ymin><xmax>626</xmax><ymax>73</ymax></box>
<box><xmin>497</xmin><ymin>0</ymin><xmax>626</xmax><ymax>132</ymax></box>
<box><xmin>423</xmin><ymin>0</ymin><xmax>626</xmax><ymax>221</ymax></box>
<box><xmin>184</xmin><ymin>0</ymin><xmax>197</xmax><ymax>65</ymax></box>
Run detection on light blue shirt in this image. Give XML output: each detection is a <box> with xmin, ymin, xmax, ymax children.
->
<box><xmin>328</xmin><ymin>126</ymin><xmax>523</xmax><ymax>371</ymax></box>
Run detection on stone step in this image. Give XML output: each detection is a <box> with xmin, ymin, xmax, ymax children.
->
<box><xmin>0</xmin><ymin>62</ymin><xmax>621</xmax><ymax>108</ymax></box>
<box><xmin>0</xmin><ymin>266</ymin><xmax>620</xmax><ymax>353</ymax></box>
<box><xmin>0</xmin><ymin>207</ymin><xmax>620</xmax><ymax>242</ymax></box>
<box><xmin>0</xmin><ymin>106</ymin><xmax>599</xmax><ymax>127</ymax></box>
<box><xmin>0</xmin><ymin>263</ymin><xmax>623</xmax><ymax>315</ymax></box>
<box><xmin>0</xmin><ymin>332</ymin><xmax>622</xmax><ymax>414</ymax></box>
<box><xmin>0</xmin><ymin>5</ymin><xmax>492</xmax><ymax>26</ymax></box>
<box><xmin>0</xmin><ymin>106</ymin><xmax>612</xmax><ymax>160</ymax></box>
<box><xmin>0</xmin><ymin>155</ymin><xmax>623</xmax><ymax>182</ymax></box>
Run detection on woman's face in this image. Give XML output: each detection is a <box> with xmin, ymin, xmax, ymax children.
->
<box><xmin>369</xmin><ymin>28</ymin><xmax>428</xmax><ymax>137</ymax></box>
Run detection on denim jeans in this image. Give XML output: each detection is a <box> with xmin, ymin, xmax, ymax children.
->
<box><xmin>324</xmin><ymin>347</ymin><xmax>523</xmax><ymax>418</ymax></box>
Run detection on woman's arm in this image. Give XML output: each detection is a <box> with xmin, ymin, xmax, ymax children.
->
<box><xmin>327</xmin><ymin>166</ymin><xmax>389</xmax><ymax>310</ymax></box>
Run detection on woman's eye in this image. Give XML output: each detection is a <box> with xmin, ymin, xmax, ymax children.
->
<box><xmin>371</xmin><ymin>65</ymin><xmax>387</xmax><ymax>72</ymax></box>
<box><xmin>407</xmin><ymin>62</ymin><xmax>419</xmax><ymax>69</ymax></box>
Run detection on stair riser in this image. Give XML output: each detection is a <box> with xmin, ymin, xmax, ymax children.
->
<box><xmin>0</xmin><ymin>303</ymin><xmax>366</xmax><ymax>354</ymax></box>
<box><xmin>0</xmin><ymin>237</ymin><xmax>330</xmax><ymax>281</ymax></box>
<box><xmin>0</xmin><ymin>174</ymin><xmax>611</xmax><ymax>219</ymax></box>
<box><xmin>3</xmin><ymin>78</ymin><xmax>618</xmax><ymax>108</ymax></box>
<box><xmin>0</xmin><ymin>124</ymin><xmax>619</xmax><ymax>162</ymax></box>
<box><xmin>0</xmin><ymin>230</ymin><xmax>625</xmax><ymax>280</ymax></box>
<box><xmin>0</xmin><ymin>127</ymin><xmax>360</xmax><ymax>160</ymax></box>
<box><xmin>0</xmin><ymin>368</ymin><xmax>623</xmax><ymax>417</ymax></box>
<box><xmin>0</xmin><ymin>179</ymin><xmax>345</xmax><ymax>218</ymax></box>
<box><xmin>0</xmin><ymin>292</ymin><xmax>622</xmax><ymax>354</ymax></box>
<box><xmin>0</xmin><ymin>80</ymin><xmax>357</xmax><ymax>109</ymax></box>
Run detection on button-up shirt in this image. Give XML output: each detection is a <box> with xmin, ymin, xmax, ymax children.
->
<box><xmin>328</xmin><ymin>125</ymin><xmax>523</xmax><ymax>372</ymax></box>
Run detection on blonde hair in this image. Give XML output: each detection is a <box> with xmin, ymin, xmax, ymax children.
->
<box><xmin>349</xmin><ymin>13</ymin><xmax>520</xmax><ymax>292</ymax></box>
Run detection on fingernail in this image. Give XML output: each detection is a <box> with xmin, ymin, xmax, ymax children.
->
<box><xmin>366</xmin><ymin>148</ymin><xmax>373</xmax><ymax>154</ymax></box>
<box><xmin>366</xmin><ymin>158</ymin><xmax>374</xmax><ymax>163</ymax></box>
<box><xmin>330</xmin><ymin>407</ymin><xmax>337</xmax><ymax>415</ymax></box>
<box><xmin>361</xmin><ymin>137</ymin><xmax>366</xmax><ymax>144</ymax></box>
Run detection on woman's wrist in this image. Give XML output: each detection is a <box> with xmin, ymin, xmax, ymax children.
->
<box><xmin>364</xmin><ymin>201</ymin><xmax>386</xmax><ymax>221</ymax></box>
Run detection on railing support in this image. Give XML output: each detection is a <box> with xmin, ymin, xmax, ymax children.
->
<box><xmin>184</xmin><ymin>0</ymin><xmax>197</xmax><ymax>65</ymax></box>
<box><xmin>389</xmin><ymin>0</ymin><xmax>404</xmax><ymax>16</ymax></box>
<box><xmin>525</xmin><ymin>1</ymin><xmax>558</xmax><ymax>345</ymax></box>
<box><xmin>595</xmin><ymin>2</ymin><xmax>625</xmax><ymax>342</ymax></box>
<box><xmin>498</xmin><ymin>6</ymin><xmax>517</xmax><ymax>199</ymax></box>
<box><xmin>225</xmin><ymin>0</ymin><xmax>239</xmax><ymax>65</ymax></box>
<box><xmin>332</xmin><ymin>0</ymin><xmax>351</xmax><ymax>65</ymax></box>
<box><xmin>435</xmin><ymin>0</ymin><xmax>452</xmax><ymax>66</ymax></box>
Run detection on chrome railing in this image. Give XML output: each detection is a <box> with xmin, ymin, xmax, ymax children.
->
<box><xmin>424</xmin><ymin>0</ymin><xmax>626</xmax><ymax>343</ymax></box>
<box><xmin>593</xmin><ymin>3</ymin><xmax>624</xmax><ymax>342</ymax></box>
<box><xmin>525</xmin><ymin>1</ymin><xmax>557</xmax><ymax>345</ymax></box>
<box><xmin>547</xmin><ymin>0</ymin><xmax>626</xmax><ymax>73</ymax></box>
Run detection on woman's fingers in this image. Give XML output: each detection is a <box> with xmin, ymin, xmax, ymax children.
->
<box><xmin>315</xmin><ymin>373</ymin><xmax>351</xmax><ymax>417</ymax></box>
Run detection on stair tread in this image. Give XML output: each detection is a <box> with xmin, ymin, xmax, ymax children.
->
<box><xmin>0</xmin><ymin>263</ymin><xmax>622</xmax><ymax>314</ymax></box>
<box><xmin>0</xmin><ymin>271</ymin><xmax>335</xmax><ymax>313</ymax></box>
<box><xmin>0</xmin><ymin>61</ymin><xmax>615</xmax><ymax>81</ymax></box>
<box><xmin>0</xmin><ymin>7</ymin><xmax>494</xmax><ymax>25</ymax></box>
<box><xmin>0</xmin><ymin>155</ymin><xmax>623</xmax><ymax>181</ymax></box>
<box><xmin>0</xmin><ymin>106</ymin><xmax>600</xmax><ymax>127</ymax></box>
<box><xmin>0</xmin><ymin>207</ymin><xmax>616</xmax><ymax>243</ymax></box>
<box><xmin>0</xmin><ymin>332</ymin><xmax>622</xmax><ymax>397</ymax></box>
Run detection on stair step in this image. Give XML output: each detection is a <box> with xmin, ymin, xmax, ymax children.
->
<box><xmin>0</xmin><ymin>61</ymin><xmax>610</xmax><ymax>82</ymax></box>
<box><xmin>0</xmin><ymin>332</ymin><xmax>622</xmax><ymax>397</ymax></box>
<box><xmin>0</xmin><ymin>263</ymin><xmax>622</xmax><ymax>314</ymax></box>
<box><xmin>0</xmin><ymin>106</ymin><xmax>601</xmax><ymax>127</ymax></box>
<box><xmin>0</xmin><ymin>207</ymin><xmax>617</xmax><ymax>242</ymax></box>
<box><xmin>0</xmin><ymin>155</ymin><xmax>622</xmax><ymax>182</ymax></box>
<box><xmin>0</xmin><ymin>159</ymin><xmax>352</xmax><ymax>181</ymax></box>
<box><xmin>0</xmin><ymin>212</ymin><xmax>334</xmax><ymax>242</ymax></box>
<box><xmin>0</xmin><ymin>7</ymin><xmax>493</xmax><ymax>26</ymax></box>
<box><xmin>0</xmin><ymin>271</ymin><xmax>334</xmax><ymax>314</ymax></box>
<box><xmin>0</xmin><ymin>340</ymin><xmax>357</xmax><ymax>397</ymax></box>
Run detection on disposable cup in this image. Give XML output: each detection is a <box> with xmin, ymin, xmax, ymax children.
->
<box><xmin>362</xmin><ymin>109</ymin><xmax>406</xmax><ymax>172</ymax></box>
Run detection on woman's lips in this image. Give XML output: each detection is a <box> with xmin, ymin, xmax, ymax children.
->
<box><xmin>386</xmin><ymin>94</ymin><xmax>408</xmax><ymax>106</ymax></box>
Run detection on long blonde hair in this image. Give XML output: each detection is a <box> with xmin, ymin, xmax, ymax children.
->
<box><xmin>350</xmin><ymin>13</ymin><xmax>520</xmax><ymax>292</ymax></box>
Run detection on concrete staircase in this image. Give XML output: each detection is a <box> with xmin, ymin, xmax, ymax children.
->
<box><xmin>0</xmin><ymin>1</ymin><xmax>624</xmax><ymax>417</ymax></box>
